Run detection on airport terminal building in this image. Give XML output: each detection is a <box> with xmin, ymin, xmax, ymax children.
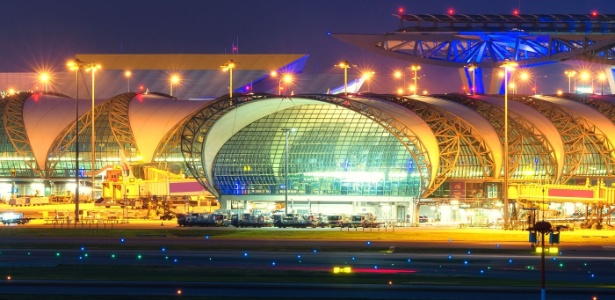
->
<box><xmin>2</xmin><ymin>80</ymin><xmax>615</xmax><ymax>225</ymax></box>
<box><xmin>3</xmin><ymin>20</ymin><xmax>615</xmax><ymax>226</ymax></box>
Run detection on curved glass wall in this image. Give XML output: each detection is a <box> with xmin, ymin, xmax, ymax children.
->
<box><xmin>213</xmin><ymin>103</ymin><xmax>420</xmax><ymax>197</ymax></box>
<box><xmin>0</xmin><ymin>98</ymin><xmax>35</xmax><ymax>177</ymax></box>
<box><xmin>50</xmin><ymin>102</ymin><xmax>122</xmax><ymax>178</ymax></box>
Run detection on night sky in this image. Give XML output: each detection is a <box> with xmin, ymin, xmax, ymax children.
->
<box><xmin>1</xmin><ymin>0</ymin><xmax>614</xmax><ymax>93</ymax></box>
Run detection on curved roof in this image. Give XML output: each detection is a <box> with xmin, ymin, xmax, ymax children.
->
<box><xmin>4</xmin><ymin>90</ymin><xmax>615</xmax><ymax>199</ymax></box>
<box><xmin>542</xmin><ymin>95</ymin><xmax>615</xmax><ymax>149</ymax></box>
<box><xmin>352</xmin><ymin>97</ymin><xmax>439</xmax><ymax>184</ymax></box>
<box><xmin>476</xmin><ymin>95</ymin><xmax>565</xmax><ymax>179</ymax></box>
<box><xmin>23</xmin><ymin>93</ymin><xmax>99</xmax><ymax>171</ymax></box>
<box><xmin>129</xmin><ymin>94</ymin><xmax>206</xmax><ymax>162</ymax></box>
<box><xmin>203</xmin><ymin>96</ymin><xmax>439</xmax><ymax>193</ymax></box>
<box><xmin>418</xmin><ymin>95</ymin><xmax>502</xmax><ymax>178</ymax></box>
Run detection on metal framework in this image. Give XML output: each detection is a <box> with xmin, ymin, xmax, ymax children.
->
<box><xmin>334</xmin><ymin>14</ymin><xmax>615</xmax><ymax>68</ymax></box>
<box><xmin>436</xmin><ymin>93</ymin><xmax>558</xmax><ymax>183</ymax></box>
<box><xmin>108</xmin><ymin>92</ymin><xmax>139</xmax><ymax>158</ymax></box>
<box><xmin>47</xmin><ymin>95</ymin><xmax>107</xmax><ymax>177</ymax></box>
<box><xmin>153</xmin><ymin>100</ymin><xmax>210</xmax><ymax>171</ymax></box>
<box><xmin>569</xmin><ymin>94</ymin><xmax>615</xmax><ymax>124</ymax></box>
<box><xmin>513</xmin><ymin>95</ymin><xmax>615</xmax><ymax>181</ymax></box>
<box><xmin>180</xmin><ymin>93</ymin><xmax>434</xmax><ymax>198</ymax></box>
<box><xmin>365</xmin><ymin>94</ymin><xmax>495</xmax><ymax>196</ymax></box>
<box><xmin>5</xmin><ymin>92</ymin><xmax>71</xmax><ymax>178</ymax></box>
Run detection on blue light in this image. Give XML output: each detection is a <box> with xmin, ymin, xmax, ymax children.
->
<box><xmin>351</xmin><ymin>256</ymin><xmax>355</xmax><ymax>260</ymax></box>
<box><xmin>480</xmin><ymin>270</ymin><xmax>484</xmax><ymax>274</ymax></box>
<box><xmin>80</xmin><ymin>247</ymin><xmax>85</xmax><ymax>251</ymax></box>
<box><xmin>508</xmin><ymin>259</ymin><xmax>513</xmax><ymax>263</ymax></box>
<box><xmin>244</xmin><ymin>252</ymin><xmax>248</xmax><ymax>257</ymax></box>
<box><xmin>464</xmin><ymin>260</ymin><xmax>468</xmax><ymax>265</ymax></box>
<box><xmin>120</xmin><ymin>238</ymin><xmax>125</xmax><ymax>243</ymax></box>
<box><xmin>297</xmin><ymin>255</ymin><xmax>301</xmax><ymax>259</ymax></box>
<box><xmin>161</xmin><ymin>247</ymin><xmax>166</xmax><ymax>252</ymax></box>
<box><xmin>448</xmin><ymin>255</ymin><xmax>453</xmax><ymax>260</ymax></box>
<box><xmin>467</xmin><ymin>250</ymin><xmax>471</xmax><ymax>255</ymax></box>
<box><xmin>174</xmin><ymin>258</ymin><xmax>178</xmax><ymax>263</ymax></box>
<box><xmin>366</xmin><ymin>241</ymin><xmax>371</xmax><ymax>246</ymax></box>
<box><xmin>272</xmin><ymin>261</ymin><xmax>276</xmax><ymax>266</ymax></box>
<box><xmin>313</xmin><ymin>249</ymin><xmax>318</xmax><ymax>253</ymax></box>
<box><xmin>374</xmin><ymin>265</ymin><xmax>378</xmax><ymax>269</ymax></box>
<box><xmin>407</xmin><ymin>258</ymin><xmax>411</xmax><ymax>263</ymax></box>
<box><xmin>205</xmin><ymin>235</ymin><xmax>209</xmax><ymax>239</ymax></box>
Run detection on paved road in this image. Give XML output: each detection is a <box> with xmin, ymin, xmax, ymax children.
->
<box><xmin>1</xmin><ymin>237</ymin><xmax>614</xmax><ymax>299</ymax></box>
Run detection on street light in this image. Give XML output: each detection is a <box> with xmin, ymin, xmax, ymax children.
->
<box><xmin>169</xmin><ymin>74</ymin><xmax>181</xmax><ymax>97</ymax></box>
<box><xmin>270</xmin><ymin>71</ymin><xmax>294</xmax><ymax>95</ymax></box>
<box><xmin>466</xmin><ymin>64</ymin><xmax>477</xmax><ymax>95</ymax></box>
<box><xmin>124</xmin><ymin>71</ymin><xmax>131</xmax><ymax>93</ymax></box>
<box><xmin>221</xmin><ymin>60</ymin><xmax>237</xmax><ymax>98</ymax></box>
<box><xmin>362</xmin><ymin>71</ymin><xmax>375</xmax><ymax>93</ymax></box>
<box><xmin>66</xmin><ymin>59</ymin><xmax>83</xmax><ymax>222</ymax></box>
<box><xmin>564</xmin><ymin>70</ymin><xmax>576</xmax><ymax>93</ymax></box>
<box><xmin>281</xmin><ymin>128</ymin><xmax>296</xmax><ymax>215</ymax></box>
<box><xmin>598</xmin><ymin>72</ymin><xmax>607</xmax><ymax>95</ymax></box>
<box><xmin>519</xmin><ymin>71</ymin><xmax>538</xmax><ymax>95</ymax></box>
<box><xmin>39</xmin><ymin>72</ymin><xmax>50</xmax><ymax>93</ymax></box>
<box><xmin>500</xmin><ymin>59</ymin><xmax>517</xmax><ymax>230</ymax></box>
<box><xmin>580</xmin><ymin>71</ymin><xmax>594</xmax><ymax>93</ymax></box>
<box><xmin>410</xmin><ymin>65</ymin><xmax>421</xmax><ymax>95</ymax></box>
<box><xmin>85</xmin><ymin>62</ymin><xmax>101</xmax><ymax>205</ymax></box>
<box><xmin>394</xmin><ymin>70</ymin><xmax>406</xmax><ymax>94</ymax></box>
<box><xmin>335</xmin><ymin>60</ymin><xmax>353</xmax><ymax>95</ymax></box>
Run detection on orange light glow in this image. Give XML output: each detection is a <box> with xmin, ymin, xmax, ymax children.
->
<box><xmin>513</xmin><ymin>10</ymin><xmax>519</xmax><ymax>15</ymax></box>
<box><xmin>592</xmin><ymin>11</ymin><xmax>598</xmax><ymax>17</ymax></box>
<box><xmin>398</xmin><ymin>7</ymin><xmax>404</xmax><ymax>14</ymax></box>
<box><xmin>448</xmin><ymin>8</ymin><xmax>454</xmax><ymax>15</ymax></box>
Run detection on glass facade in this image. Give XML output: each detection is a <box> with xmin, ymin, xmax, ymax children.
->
<box><xmin>213</xmin><ymin>104</ymin><xmax>421</xmax><ymax>197</ymax></box>
<box><xmin>0</xmin><ymin>96</ymin><xmax>35</xmax><ymax>178</ymax></box>
<box><xmin>50</xmin><ymin>102</ymin><xmax>124</xmax><ymax>178</ymax></box>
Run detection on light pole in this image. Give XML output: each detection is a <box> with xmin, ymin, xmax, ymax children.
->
<box><xmin>39</xmin><ymin>72</ymin><xmax>50</xmax><ymax>93</ymax></box>
<box><xmin>598</xmin><ymin>73</ymin><xmax>607</xmax><ymax>95</ymax></box>
<box><xmin>501</xmin><ymin>59</ymin><xmax>517</xmax><ymax>229</ymax></box>
<box><xmin>221</xmin><ymin>60</ymin><xmax>236</xmax><ymax>98</ymax></box>
<box><xmin>394</xmin><ymin>70</ymin><xmax>406</xmax><ymax>93</ymax></box>
<box><xmin>67</xmin><ymin>59</ymin><xmax>83</xmax><ymax>222</ymax></box>
<box><xmin>281</xmin><ymin>128</ymin><xmax>295</xmax><ymax>215</ymax></box>
<box><xmin>410</xmin><ymin>65</ymin><xmax>421</xmax><ymax>95</ymax></box>
<box><xmin>466</xmin><ymin>64</ymin><xmax>477</xmax><ymax>95</ymax></box>
<box><xmin>270</xmin><ymin>71</ymin><xmax>281</xmax><ymax>95</ymax></box>
<box><xmin>169</xmin><ymin>74</ymin><xmax>180</xmax><ymax>97</ymax></box>
<box><xmin>336</xmin><ymin>60</ymin><xmax>353</xmax><ymax>95</ymax></box>
<box><xmin>85</xmin><ymin>63</ymin><xmax>101</xmax><ymax>204</ymax></box>
<box><xmin>271</xmin><ymin>71</ymin><xmax>294</xmax><ymax>96</ymax></box>
<box><xmin>124</xmin><ymin>71</ymin><xmax>131</xmax><ymax>93</ymax></box>
<box><xmin>564</xmin><ymin>70</ymin><xmax>576</xmax><ymax>93</ymax></box>
<box><xmin>362</xmin><ymin>71</ymin><xmax>375</xmax><ymax>93</ymax></box>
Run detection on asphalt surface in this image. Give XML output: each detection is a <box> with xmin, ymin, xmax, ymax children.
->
<box><xmin>1</xmin><ymin>203</ymin><xmax>615</xmax><ymax>299</ymax></box>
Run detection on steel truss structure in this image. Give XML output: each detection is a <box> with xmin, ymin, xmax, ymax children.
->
<box><xmin>436</xmin><ymin>93</ymin><xmax>558</xmax><ymax>183</ymax></box>
<box><xmin>363</xmin><ymin>94</ymin><xmax>495</xmax><ymax>196</ymax></box>
<box><xmin>334</xmin><ymin>14</ymin><xmax>615</xmax><ymax>68</ymax></box>
<box><xmin>181</xmin><ymin>93</ymin><xmax>434</xmax><ymax>198</ymax></box>
<box><xmin>512</xmin><ymin>95</ymin><xmax>615</xmax><ymax>181</ymax></box>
